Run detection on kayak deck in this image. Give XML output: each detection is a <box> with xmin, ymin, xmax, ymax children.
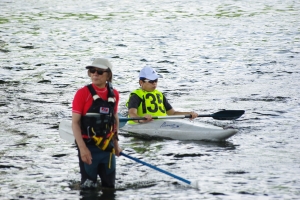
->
<box><xmin>120</xmin><ymin>119</ymin><xmax>238</xmax><ymax>141</ymax></box>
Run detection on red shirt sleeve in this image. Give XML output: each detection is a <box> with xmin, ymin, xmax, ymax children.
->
<box><xmin>72</xmin><ymin>86</ymin><xmax>91</xmax><ymax>115</ymax></box>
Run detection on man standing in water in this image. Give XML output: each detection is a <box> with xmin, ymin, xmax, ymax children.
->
<box><xmin>72</xmin><ymin>58</ymin><xmax>122</xmax><ymax>189</ymax></box>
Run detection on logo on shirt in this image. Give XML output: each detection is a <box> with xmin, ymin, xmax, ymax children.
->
<box><xmin>99</xmin><ymin>107</ymin><xmax>109</xmax><ymax>114</ymax></box>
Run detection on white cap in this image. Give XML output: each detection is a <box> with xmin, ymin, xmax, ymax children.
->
<box><xmin>86</xmin><ymin>58</ymin><xmax>113</xmax><ymax>71</ymax></box>
<box><xmin>139</xmin><ymin>66</ymin><xmax>159</xmax><ymax>80</ymax></box>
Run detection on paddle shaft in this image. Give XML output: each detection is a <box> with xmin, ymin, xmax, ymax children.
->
<box><xmin>58</xmin><ymin>123</ymin><xmax>193</xmax><ymax>185</ymax></box>
<box><xmin>120</xmin><ymin>115</ymin><xmax>189</xmax><ymax>121</ymax></box>
<box><xmin>119</xmin><ymin>110</ymin><xmax>245</xmax><ymax>122</ymax></box>
<box><xmin>120</xmin><ymin>152</ymin><xmax>191</xmax><ymax>185</ymax></box>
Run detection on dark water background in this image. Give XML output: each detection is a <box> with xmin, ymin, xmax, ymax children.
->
<box><xmin>1</xmin><ymin>0</ymin><xmax>299</xmax><ymax>199</ymax></box>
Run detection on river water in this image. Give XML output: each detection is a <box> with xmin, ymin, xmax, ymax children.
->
<box><xmin>0</xmin><ymin>0</ymin><xmax>299</xmax><ymax>199</ymax></box>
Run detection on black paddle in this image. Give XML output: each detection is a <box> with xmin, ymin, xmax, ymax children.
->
<box><xmin>119</xmin><ymin>110</ymin><xmax>245</xmax><ymax>122</ymax></box>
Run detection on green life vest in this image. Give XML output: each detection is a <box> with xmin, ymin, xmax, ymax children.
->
<box><xmin>126</xmin><ymin>88</ymin><xmax>167</xmax><ymax>124</ymax></box>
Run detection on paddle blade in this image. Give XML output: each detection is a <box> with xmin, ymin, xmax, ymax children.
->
<box><xmin>59</xmin><ymin>120</ymin><xmax>75</xmax><ymax>143</ymax></box>
<box><xmin>211</xmin><ymin>110</ymin><xmax>245</xmax><ymax>120</ymax></box>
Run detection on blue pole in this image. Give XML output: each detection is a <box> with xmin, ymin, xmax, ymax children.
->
<box><xmin>120</xmin><ymin>152</ymin><xmax>191</xmax><ymax>185</ymax></box>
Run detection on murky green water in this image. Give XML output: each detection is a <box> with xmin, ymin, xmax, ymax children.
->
<box><xmin>1</xmin><ymin>0</ymin><xmax>300</xmax><ymax>199</ymax></box>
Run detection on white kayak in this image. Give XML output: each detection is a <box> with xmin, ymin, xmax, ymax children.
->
<box><xmin>120</xmin><ymin>119</ymin><xmax>238</xmax><ymax>141</ymax></box>
<box><xmin>59</xmin><ymin>110</ymin><xmax>244</xmax><ymax>143</ymax></box>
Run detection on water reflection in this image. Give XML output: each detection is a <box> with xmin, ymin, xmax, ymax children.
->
<box><xmin>80</xmin><ymin>189</ymin><xmax>116</xmax><ymax>200</ymax></box>
<box><xmin>187</xmin><ymin>140</ymin><xmax>238</xmax><ymax>150</ymax></box>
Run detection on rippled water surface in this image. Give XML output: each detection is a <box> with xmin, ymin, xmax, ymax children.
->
<box><xmin>1</xmin><ymin>0</ymin><xmax>300</xmax><ymax>199</ymax></box>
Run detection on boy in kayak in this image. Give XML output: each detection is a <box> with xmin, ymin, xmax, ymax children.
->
<box><xmin>126</xmin><ymin>66</ymin><xmax>198</xmax><ymax>124</ymax></box>
<box><xmin>72</xmin><ymin>58</ymin><xmax>122</xmax><ymax>189</ymax></box>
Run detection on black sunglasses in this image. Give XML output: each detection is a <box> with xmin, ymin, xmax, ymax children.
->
<box><xmin>89</xmin><ymin>68</ymin><xmax>108</xmax><ymax>75</ymax></box>
<box><xmin>143</xmin><ymin>79</ymin><xmax>158</xmax><ymax>84</ymax></box>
